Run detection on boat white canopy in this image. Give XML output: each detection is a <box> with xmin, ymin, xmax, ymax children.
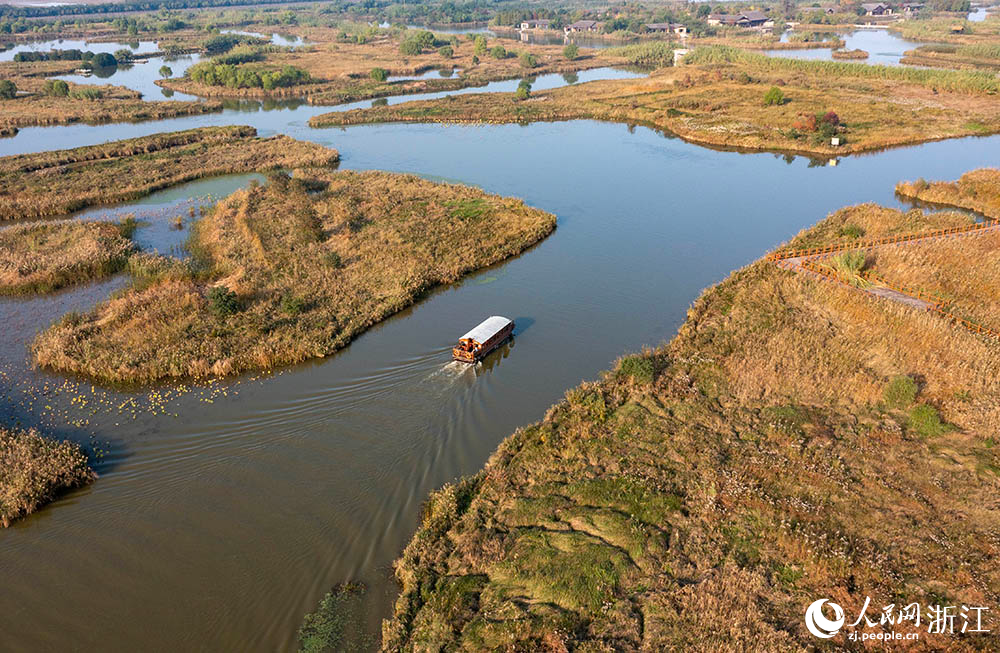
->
<box><xmin>459</xmin><ymin>316</ymin><xmax>513</xmax><ymax>344</ymax></box>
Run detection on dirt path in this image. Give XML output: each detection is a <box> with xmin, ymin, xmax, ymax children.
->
<box><xmin>774</xmin><ymin>222</ymin><xmax>1000</xmax><ymax>313</ymax></box>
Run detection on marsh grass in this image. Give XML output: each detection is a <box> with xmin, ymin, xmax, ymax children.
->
<box><xmin>383</xmin><ymin>180</ymin><xmax>1000</xmax><ymax>650</ymax></box>
<box><xmin>158</xmin><ymin>33</ymin><xmax>621</xmax><ymax>103</ymax></box>
<box><xmin>897</xmin><ymin>168</ymin><xmax>1000</xmax><ymax>219</ymax></box>
<box><xmin>0</xmin><ymin>219</ymin><xmax>135</xmax><ymax>294</ymax></box>
<box><xmin>0</xmin><ymin>427</ymin><xmax>95</xmax><ymax>527</ymax></box>
<box><xmin>826</xmin><ymin>250</ymin><xmax>870</xmax><ymax>287</ymax></box>
<box><xmin>0</xmin><ymin>68</ymin><xmax>221</xmax><ymax>131</ymax></box>
<box><xmin>0</xmin><ymin>126</ymin><xmax>338</xmax><ymax>221</ymax></box>
<box><xmin>32</xmin><ymin>170</ymin><xmax>556</xmax><ymax>383</ymax></box>
<box><xmin>311</xmin><ymin>50</ymin><xmax>1000</xmax><ymax>155</ymax></box>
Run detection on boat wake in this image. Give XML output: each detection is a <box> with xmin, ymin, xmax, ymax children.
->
<box><xmin>429</xmin><ymin>360</ymin><xmax>477</xmax><ymax>384</ymax></box>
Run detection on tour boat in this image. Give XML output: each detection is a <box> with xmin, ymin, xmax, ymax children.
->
<box><xmin>452</xmin><ymin>316</ymin><xmax>514</xmax><ymax>363</ymax></box>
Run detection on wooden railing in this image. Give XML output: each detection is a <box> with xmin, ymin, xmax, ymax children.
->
<box><xmin>785</xmin><ymin>232</ymin><xmax>1000</xmax><ymax>342</ymax></box>
<box><xmin>766</xmin><ymin>219</ymin><xmax>1000</xmax><ymax>262</ymax></box>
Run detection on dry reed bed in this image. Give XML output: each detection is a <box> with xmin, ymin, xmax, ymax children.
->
<box><xmin>779</xmin><ymin>202</ymin><xmax>977</xmax><ymax>252</ymax></box>
<box><xmin>897</xmin><ymin>168</ymin><xmax>1000</xmax><ymax>219</ymax></box>
<box><xmin>867</xmin><ymin>232</ymin><xmax>1000</xmax><ymax>328</ymax></box>
<box><xmin>1</xmin><ymin>427</ymin><xmax>95</xmax><ymax>527</ymax></box>
<box><xmin>158</xmin><ymin>34</ymin><xmax>622</xmax><ymax>102</ymax></box>
<box><xmin>0</xmin><ymin>126</ymin><xmax>339</xmax><ymax>221</ymax></box>
<box><xmin>0</xmin><ymin>74</ymin><xmax>222</xmax><ymax>131</ymax></box>
<box><xmin>381</xmin><ymin>191</ymin><xmax>1000</xmax><ymax>651</ymax></box>
<box><xmin>310</xmin><ymin>47</ymin><xmax>1000</xmax><ymax>155</ymax></box>
<box><xmin>32</xmin><ymin>170</ymin><xmax>556</xmax><ymax>383</ymax></box>
<box><xmin>0</xmin><ymin>220</ymin><xmax>135</xmax><ymax>294</ymax></box>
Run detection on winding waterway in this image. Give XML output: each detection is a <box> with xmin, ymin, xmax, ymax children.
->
<box><xmin>2</xmin><ymin>38</ymin><xmax>1000</xmax><ymax>653</ymax></box>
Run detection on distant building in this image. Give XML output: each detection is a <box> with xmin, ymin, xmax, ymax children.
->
<box><xmin>817</xmin><ymin>3</ymin><xmax>840</xmax><ymax>14</ymax></box>
<box><xmin>861</xmin><ymin>2</ymin><xmax>893</xmax><ymax>15</ymax></box>
<box><xmin>900</xmin><ymin>2</ymin><xmax>925</xmax><ymax>13</ymax></box>
<box><xmin>706</xmin><ymin>10</ymin><xmax>773</xmax><ymax>27</ymax></box>
<box><xmin>645</xmin><ymin>22</ymin><xmax>689</xmax><ymax>35</ymax></box>
<box><xmin>520</xmin><ymin>19</ymin><xmax>552</xmax><ymax>30</ymax></box>
<box><xmin>564</xmin><ymin>20</ymin><xmax>600</xmax><ymax>33</ymax></box>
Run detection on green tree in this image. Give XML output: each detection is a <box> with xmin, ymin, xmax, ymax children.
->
<box><xmin>208</xmin><ymin>285</ymin><xmax>239</xmax><ymax>317</ymax></box>
<box><xmin>0</xmin><ymin>79</ymin><xmax>16</xmax><ymax>99</ymax></box>
<box><xmin>399</xmin><ymin>39</ymin><xmax>421</xmax><ymax>55</ymax></box>
<box><xmin>515</xmin><ymin>79</ymin><xmax>531</xmax><ymax>100</ymax></box>
<box><xmin>369</xmin><ymin>67</ymin><xmax>388</xmax><ymax>82</ymax></box>
<box><xmin>92</xmin><ymin>52</ymin><xmax>117</xmax><ymax>67</ymax></box>
<box><xmin>438</xmin><ymin>45</ymin><xmax>453</xmax><ymax>58</ymax></box>
<box><xmin>114</xmin><ymin>48</ymin><xmax>133</xmax><ymax>64</ymax></box>
<box><xmin>490</xmin><ymin>45</ymin><xmax>507</xmax><ymax>59</ymax></box>
<box><xmin>473</xmin><ymin>35</ymin><xmax>487</xmax><ymax>56</ymax></box>
<box><xmin>763</xmin><ymin>86</ymin><xmax>785</xmax><ymax>106</ymax></box>
<box><xmin>43</xmin><ymin>79</ymin><xmax>69</xmax><ymax>97</ymax></box>
<box><xmin>159</xmin><ymin>65</ymin><xmax>173</xmax><ymax>78</ymax></box>
<box><xmin>563</xmin><ymin>42</ymin><xmax>579</xmax><ymax>60</ymax></box>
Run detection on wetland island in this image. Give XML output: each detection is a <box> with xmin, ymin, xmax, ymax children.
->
<box><xmin>1</xmin><ymin>0</ymin><xmax>999</xmax><ymax>650</ymax></box>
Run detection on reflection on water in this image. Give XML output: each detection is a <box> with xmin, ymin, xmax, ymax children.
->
<box><xmin>766</xmin><ymin>28</ymin><xmax>923</xmax><ymax>65</ymax></box>
<box><xmin>0</xmin><ymin>38</ymin><xmax>158</xmax><ymax>62</ymax></box>
<box><xmin>0</xmin><ymin>67</ymin><xmax>644</xmax><ymax>157</ymax></box>
<box><xmin>3</xmin><ymin>37</ymin><xmax>1000</xmax><ymax>653</ymax></box>
<box><xmin>220</xmin><ymin>28</ymin><xmax>313</xmax><ymax>47</ymax></box>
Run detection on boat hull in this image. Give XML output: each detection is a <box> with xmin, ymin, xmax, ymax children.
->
<box><xmin>452</xmin><ymin>322</ymin><xmax>514</xmax><ymax>363</ymax></box>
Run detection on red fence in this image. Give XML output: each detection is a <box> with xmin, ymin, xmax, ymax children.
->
<box><xmin>767</xmin><ymin>219</ymin><xmax>1000</xmax><ymax>262</ymax></box>
<box><xmin>785</xmin><ymin>232</ymin><xmax>1000</xmax><ymax>342</ymax></box>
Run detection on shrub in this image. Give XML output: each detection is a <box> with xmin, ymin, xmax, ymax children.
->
<box><xmin>514</xmin><ymin>79</ymin><xmax>531</xmax><ymax>100</ymax></box>
<box><xmin>563</xmin><ymin>42</ymin><xmax>579</xmax><ymax>60</ymax></box>
<box><xmin>490</xmin><ymin>45</ymin><xmax>507</xmax><ymax>59</ymax></box>
<box><xmin>399</xmin><ymin>39</ymin><xmax>421</xmax><ymax>55</ymax></box>
<box><xmin>908</xmin><ymin>404</ymin><xmax>950</xmax><ymax>437</ymax></box>
<box><xmin>839</xmin><ymin>224</ymin><xmax>865</xmax><ymax>239</ymax></box>
<box><xmin>43</xmin><ymin>79</ymin><xmax>69</xmax><ymax>97</ymax></box>
<box><xmin>438</xmin><ymin>45</ymin><xmax>453</xmax><ymax>58</ymax></box>
<box><xmin>617</xmin><ymin>355</ymin><xmax>654</xmax><ymax>384</ymax></box>
<box><xmin>207</xmin><ymin>285</ymin><xmax>239</xmax><ymax>317</ymax></box>
<box><xmin>471</xmin><ymin>55</ymin><xmax>479</xmax><ymax>65</ymax></box>
<box><xmin>519</xmin><ymin>52</ymin><xmax>538</xmax><ymax>68</ymax></box>
<box><xmin>884</xmin><ymin>375</ymin><xmax>919</xmax><ymax>409</ymax></box>
<box><xmin>829</xmin><ymin>250</ymin><xmax>869</xmax><ymax>287</ymax></box>
<box><xmin>473</xmin><ymin>35</ymin><xmax>487</xmax><ymax>56</ymax></box>
<box><xmin>763</xmin><ymin>86</ymin><xmax>784</xmax><ymax>106</ymax></box>
<box><xmin>91</xmin><ymin>52</ymin><xmax>117</xmax><ymax>67</ymax></box>
<box><xmin>282</xmin><ymin>294</ymin><xmax>307</xmax><ymax>315</ymax></box>
<box><xmin>369</xmin><ymin>67</ymin><xmax>388</xmax><ymax>82</ymax></box>
<box><xmin>0</xmin><ymin>79</ymin><xmax>16</xmax><ymax>99</ymax></box>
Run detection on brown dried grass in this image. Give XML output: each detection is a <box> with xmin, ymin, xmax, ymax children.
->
<box><xmin>32</xmin><ymin>170</ymin><xmax>556</xmax><ymax>383</ymax></box>
<box><xmin>382</xmin><ymin>181</ymin><xmax>1000</xmax><ymax>651</ymax></box>
<box><xmin>0</xmin><ymin>427</ymin><xmax>95</xmax><ymax>527</ymax></box>
<box><xmin>0</xmin><ymin>220</ymin><xmax>135</xmax><ymax>294</ymax></box>
<box><xmin>311</xmin><ymin>55</ymin><xmax>1000</xmax><ymax>155</ymax></box>
<box><xmin>0</xmin><ymin>126</ymin><xmax>339</xmax><ymax>221</ymax></box>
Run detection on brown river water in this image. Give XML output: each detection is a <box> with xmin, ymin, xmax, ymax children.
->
<box><xmin>1</xmin><ymin>46</ymin><xmax>999</xmax><ymax>652</ymax></box>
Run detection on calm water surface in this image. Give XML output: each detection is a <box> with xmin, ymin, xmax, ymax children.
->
<box><xmin>767</xmin><ymin>28</ymin><xmax>924</xmax><ymax>65</ymax></box>
<box><xmin>1</xmin><ymin>52</ymin><xmax>999</xmax><ymax>653</ymax></box>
